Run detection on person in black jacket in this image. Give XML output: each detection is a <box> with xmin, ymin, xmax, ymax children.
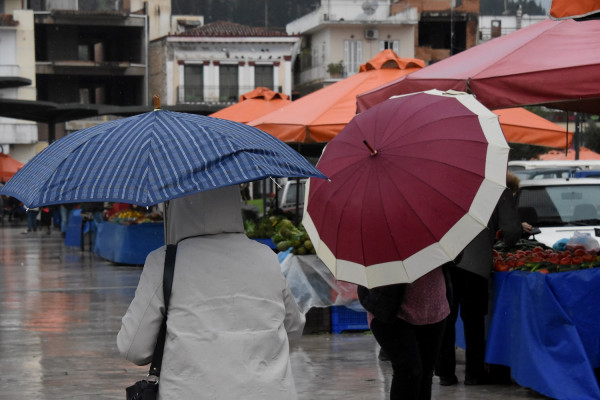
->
<box><xmin>435</xmin><ymin>187</ymin><xmax>523</xmax><ymax>386</ymax></box>
<box><xmin>359</xmin><ymin>264</ymin><xmax>452</xmax><ymax>400</ymax></box>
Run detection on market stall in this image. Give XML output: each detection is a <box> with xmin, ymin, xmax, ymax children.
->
<box><xmin>486</xmin><ymin>269</ymin><xmax>600</xmax><ymax>400</ymax></box>
<box><xmin>93</xmin><ymin>209</ymin><xmax>163</xmax><ymax>265</ymax></box>
<box><xmin>486</xmin><ymin>242</ymin><xmax>600</xmax><ymax>399</ymax></box>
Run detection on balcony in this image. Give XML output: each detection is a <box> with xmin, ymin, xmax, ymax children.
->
<box><xmin>177</xmin><ymin>85</ymin><xmax>272</xmax><ymax>104</ymax></box>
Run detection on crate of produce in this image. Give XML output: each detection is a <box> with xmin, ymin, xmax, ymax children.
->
<box><xmin>330</xmin><ymin>305</ymin><xmax>369</xmax><ymax>333</ymax></box>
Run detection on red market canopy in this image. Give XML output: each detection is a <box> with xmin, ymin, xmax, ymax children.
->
<box><xmin>0</xmin><ymin>153</ymin><xmax>24</xmax><ymax>183</ymax></box>
<box><xmin>209</xmin><ymin>87</ymin><xmax>291</xmax><ymax>123</ymax></box>
<box><xmin>248</xmin><ymin>50</ymin><xmax>425</xmax><ymax>143</ymax></box>
<box><xmin>357</xmin><ymin>18</ymin><xmax>600</xmax><ymax>114</ymax></box>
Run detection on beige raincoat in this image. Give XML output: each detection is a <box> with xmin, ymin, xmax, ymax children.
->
<box><xmin>117</xmin><ymin>186</ymin><xmax>305</xmax><ymax>399</ymax></box>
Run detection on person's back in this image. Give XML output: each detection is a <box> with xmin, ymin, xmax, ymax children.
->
<box><xmin>118</xmin><ymin>186</ymin><xmax>305</xmax><ymax>399</ymax></box>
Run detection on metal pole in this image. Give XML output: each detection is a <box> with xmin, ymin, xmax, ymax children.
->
<box><xmin>450</xmin><ymin>0</ymin><xmax>454</xmax><ymax>55</ymax></box>
<box><xmin>565</xmin><ymin>112</ymin><xmax>569</xmax><ymax>156</ymax></box>
<box><xmin>575</xmin><ymin>112</ymin><xmax>581</xmax><ymax>160</ymax></box>
<box><xmin>294</xmin><ymin>177</ymin><xmax>300</xmax><ymax>226</ymax></box>
<box><xmin>265</xmin><ymin>0</ymin><xmax>268</xmax><ymax>31</ymax></box>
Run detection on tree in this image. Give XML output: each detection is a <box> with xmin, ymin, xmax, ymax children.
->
<box><xmin>509</xmin><ymin>143</ymin><xmax>551</xmax><ymax>160</ymax></box>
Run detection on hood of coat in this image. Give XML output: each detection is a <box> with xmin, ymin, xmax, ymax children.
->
<box><xmin>165</xmin><ymin>185</ymin><xmax>244</xmax><ymax>245</ymax></box>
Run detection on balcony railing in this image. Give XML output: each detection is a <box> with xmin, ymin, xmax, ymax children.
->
<box><xmin>0</xmin><ymin>65</ymin><xmax>20</xmax><ymax>76</ymax></box>
<box><xmin>177</xmin><ymin>85</ymin><xmax>275</xmax><ymax>104</ymax></box>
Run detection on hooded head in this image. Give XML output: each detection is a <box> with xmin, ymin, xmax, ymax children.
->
<box><xmin>165</xmin><ymin>185</ymin><xmax>244</xmax><ymax>245</ymax></box>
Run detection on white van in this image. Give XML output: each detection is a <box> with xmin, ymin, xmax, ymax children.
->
<box><xmin>508</xmin><ymin>160</ymin><xmax>600</xmax><ymax>171</ymax></box>
<box><xmin>277</xmin><ymin>178</ymin><xmax>307</xmax><ymax>215</ymax></box>
<box><xmin>516</xmin><ymin>178</ymin><xmax>600</xmax><ymax>248</ymax></box>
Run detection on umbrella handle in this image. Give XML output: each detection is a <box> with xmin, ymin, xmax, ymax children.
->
<box><xmin>363</xmin><ymin>140</ymin><xmax>378</xmax><ymax>156</ymax></box>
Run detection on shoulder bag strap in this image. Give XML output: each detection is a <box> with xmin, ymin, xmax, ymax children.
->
<box><xmin>148</xmin><ymin>243</ymin><xmax>177</xmax><ymax>378</ymax></box>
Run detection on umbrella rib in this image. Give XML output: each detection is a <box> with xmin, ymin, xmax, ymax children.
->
<box><xmin>384</xmin><ymin>115</ymin><xmax>482</xmax><ymax>148</ymax></box>
<box><xmin>325</xmin><ymin>164</ymin><xmax>371</xmax><ymax>266</ymax></box>
<box><xmin>382</xmin><ymin>156</ymin><xmax>471</xmax><ymax>254</ymax></box>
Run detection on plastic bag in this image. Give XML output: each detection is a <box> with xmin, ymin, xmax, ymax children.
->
<box><xmin>565</xmin><ymin>231</ymin><xmax>600</xmax><ymax>252</ymax></box>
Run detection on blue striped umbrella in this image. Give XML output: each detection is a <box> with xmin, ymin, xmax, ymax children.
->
<box><xmin>1</xmin><ymin>110</ymin><xmax>327</xmax><ymax>208</ymax></box>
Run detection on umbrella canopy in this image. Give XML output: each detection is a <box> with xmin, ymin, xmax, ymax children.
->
<box><xmin>303</xmin><ymin>90</ymin><xmax>509</xmax><ymax>288</ymax></box>
<box><xmin>248</xmin><ymin>50</ymin><xmax>425</xmax><ymax>143</ymax></box>
<box><xmin>208</xmin><ymin>87</ymin><xmax>291</xmax><ymax>123</ymax></box>
<box><xmin>356</xmin><ymin>18</ymin><xmax>600</xmax><ymax>114</ymax></box>
<box><xmin>537</xmin><ymin>146</ymin><xmax>600</xmax><ymax>160</ymax></box>
<box><xmin>550</xmin><ymin>0</ymin><xmax>600</xmax><ymax>20</ymax></box>
<box><xmin>495</xmin><ymin>107</ymin><xmax>573</xmax><ymax>148</ymax></box>
<box><xmin>0</xmin><ymin>153</ymin><xmax>24</xmax><ymax>182</ymax></box>
<box><xmin>0</xmin><ymin>109</ymin><xmax>326</xmax><ymax>208</ymax></box>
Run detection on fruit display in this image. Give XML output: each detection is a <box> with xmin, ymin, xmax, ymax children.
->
<box><xmin>493</xmin><ymin>239</ymin><xmax>600</xmax><ymax>273</ymax></box>
<box><xmin>244</xmin><ymin>214</ymin><xmax>315</xmax><ymax>255</ymax></box>
<box><xmin>108</xmin><ymin>209</ymin><xmax>163</xmax><ymax>225</ymax></box>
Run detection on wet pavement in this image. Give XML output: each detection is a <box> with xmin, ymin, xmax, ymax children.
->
<box><xmin>0</xmin><ymin>221</ymin><xmax>549</xmax><ymax>399</ymax></box>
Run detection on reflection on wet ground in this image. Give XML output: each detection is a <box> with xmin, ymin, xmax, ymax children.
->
<box><xmin>0</xmin><ymin>222</ymin><xmax>548</xmax><ymax>399</ymax></box>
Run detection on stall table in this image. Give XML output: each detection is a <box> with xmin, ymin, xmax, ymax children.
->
<box><xmin>486</xmin><ymin>269</ymin><xmax>600</xmax><ymax>400</ymax></box>
<box><xmin>93</xmin><ymin>221</ymin><xmax>164</xmax><ymax>265</ymax></box>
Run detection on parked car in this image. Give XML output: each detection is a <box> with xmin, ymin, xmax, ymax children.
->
<box><xmin>572</xmin><ymin>170</ymin><xmax>600</xmax><ymax>178</ymax></box>
<box><xmin>512</xmin><ymin>167</ymin><xmax>577</xmax><ymax>181</ymax></box>
<box><xmin>516</xmin><ymin>178</ymin><xmax>600</xmax><ymax>248</ymax></box>
<box><xmin>509</xmin><ymin>160</ymin><xmax>600</xmax><ymax>171</ymax></box>
<box><xmin>276</xmin><ymin>178</ymin><xmax>307</xmax><ymax>215</ymax></box>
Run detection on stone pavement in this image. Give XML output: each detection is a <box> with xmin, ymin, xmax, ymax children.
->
<box><xmin>0</xmin><ymin>221</ymin><xmax>549</xmax><ymax>399</ymax></box>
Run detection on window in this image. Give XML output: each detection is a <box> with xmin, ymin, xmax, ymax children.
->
<box><xmin>343</xmin><ymin>40</ymin><xmax>362</xmax><ymax>76</ymax></box>
<box><xmin>255</xmin><ymin>65</ymin><xmax>274</xmax><ymax>89</ymax></box>
<box><xmin>219</xmin><ymin>64</ymin><xmax>239</xmax><ymax>102</ymax></box>
<box><xmin>78</xmin><ymin>44</ymin><xmax>90</xmax><ymax>61</ymax></box>
<box><xmin>379</xmin><ymin>40</ymin><xmax>400</xmax><ymax>53</ymax></box>
<box><xmin>184</xmin><ymin>65</ymin><xmax>203</xmax><ymax>102</ymax></box>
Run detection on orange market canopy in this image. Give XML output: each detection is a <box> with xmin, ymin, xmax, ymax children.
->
<box><xmin>248</xmin><ymin>50</ymin><xmax>425</xmax><ymax>143</ymax></box>
<box><xmin>495</xmin><ymin>107</ymin><xmax>573</xmax><ymax>148</ymax></box>
<box><xmin>209</xmin><ymin>87</ymin><xmax>291</xmax><ymax>123</ymax></box>
<box><xmin>538</xmin><ymin>147</ymin><xmax>600</xmax><ymax>160</ymax></box>
<box><xmin>0</xmin><ymin>153</ymin><xmax>24</xmax><ymax>182</ymax></box>
<box><xmin>551</xmin><ymin>0</ymin><xmax>600</xmax><ymax>20</ymax></box>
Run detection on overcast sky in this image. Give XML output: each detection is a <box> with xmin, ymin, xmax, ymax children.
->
<box><xmin>538</xmin><ymin>0</ymin><xmax>551</xmax><ymax>14</ymax></box>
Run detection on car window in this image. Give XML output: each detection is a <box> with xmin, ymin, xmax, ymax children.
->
<box><xmin>530</xmin><ymin>171</ymin><xmax>571</xmax><ymax>179</ymax></box>
<box><xmin>518</xmin><ymin>184</ymin><xmax>600</xmax><ymax>225</ymax></box>
<box><xmin>283</xmin><ymin>182</ymin><xmax>305</xmax><ymax>205</ymax></box>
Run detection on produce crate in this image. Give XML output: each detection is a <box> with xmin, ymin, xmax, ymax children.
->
<box><xmin>330</xmin><ymin>305</ymin><xmax>369</xmax><ymax>333</ymax></box>
<box><xmin>303</xmin><ymin>307</ymin><xmax>331</xmax><ymax>334</ymax></box>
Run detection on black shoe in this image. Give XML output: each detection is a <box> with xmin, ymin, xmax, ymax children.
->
<box><xmin>439</xmin><ymin>375</ymin><xmax>458</xmax><ymax>386</ymax></box>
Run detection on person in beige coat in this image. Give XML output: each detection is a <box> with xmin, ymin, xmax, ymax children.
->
<box><xmin>117</xmin><ymin>185</ymin><xmax>305</xmax><ymax>399</ymax></box>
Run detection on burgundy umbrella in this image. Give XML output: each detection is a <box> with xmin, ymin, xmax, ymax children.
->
<box><xmin>303</xmin><ymin>90</ymin><xmax>509</xmax><ymax>288</ymax></box>
<box><xmin>356</xmin><ymin>18</ymin><xmax>600</xmax><ymax>114</ymax></box>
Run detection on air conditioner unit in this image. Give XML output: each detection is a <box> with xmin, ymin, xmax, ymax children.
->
<box><xmin>364</xmin><ymin>28</ymin><xmax>379</xmax><ymax>40</ymax></box>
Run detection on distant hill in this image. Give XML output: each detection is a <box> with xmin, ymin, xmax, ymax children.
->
<box><xmin>171</xmin><ymin>0</ymin><xmax>319</xmax><ymax>31</ymax></box>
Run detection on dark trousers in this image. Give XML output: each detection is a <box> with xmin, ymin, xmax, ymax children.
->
<box><xmin>371</xmin><ymin>317</ymin><xmax>446</xmax><ymax>400</ymax></box>
<box><xmin>435</xmin><ymin>266</ymin><xmax>488</xmax><ymax>380</ymax></box>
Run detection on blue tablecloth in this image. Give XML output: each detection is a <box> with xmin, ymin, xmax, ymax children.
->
<box><xmin>486</xmin><ymin>269</ymin><xmax>600</xmax><ymax>400</ymax></box>
<box><xmin>93</xmin><ymin>222</ymin><xmax>164</xmax><ymax>265</ymax></box>
<box><xmin>64</xmin><ymin>209</ymin><xmax>93</xmax><ymax>248</ymax></box>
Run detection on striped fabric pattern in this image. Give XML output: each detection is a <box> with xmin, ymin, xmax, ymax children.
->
<box><xmin>1</xmin><ymin>110</ymin><xmax>326</xmax><ymax>208</ymax></box>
